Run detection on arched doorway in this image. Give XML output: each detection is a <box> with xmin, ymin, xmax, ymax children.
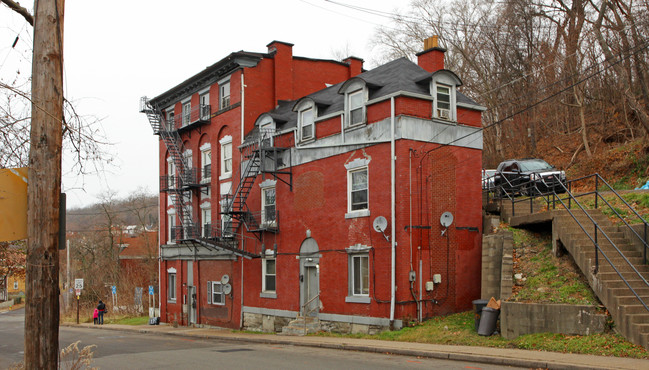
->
<box><xmin>299</xmin><ymin>237</ymin><xmax>319</xmax><ymax>317</ymax></box>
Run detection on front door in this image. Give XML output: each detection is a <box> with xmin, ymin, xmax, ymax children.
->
<box><xmin>299</xmin><ymin>238</ymin><xmax>320</xmax><ymax>317</ymax></box>
<box><xmin>187</xmin><ymin>261</ymin><xmax>197</xmax><ymax>325</ymax></box>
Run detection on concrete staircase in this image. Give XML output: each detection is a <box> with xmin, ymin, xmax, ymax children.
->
<box><xmin>280</xmin><ymin>316</ymin><xmax>321</xmax><ymax>336</ymax></box>
<box><xmin>494</xmin><ymin>194</ymin><xmax>649</xmax><ymax>350</ymax></box>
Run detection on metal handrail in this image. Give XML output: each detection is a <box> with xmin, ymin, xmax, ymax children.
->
<box><xmin>486</xmin><ymin>173</ymin><xmax>649</xmax><ymax>314</ymax></box>
<box><xmin>301</xmin><ymin>293</ymin><xmax>320</xmax><ymax>335</ymax></box>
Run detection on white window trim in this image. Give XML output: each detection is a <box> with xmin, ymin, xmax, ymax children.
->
<box><xmin>200</xmin><ymin>144</ymin><xmax>211</xmax><ymax>183</ymax></box>
<box><xmin>219</xmin><ymin>136</ymin><xmax>233</xmax><ymax>180</ymax></box>
<box><xmin>167</xmin><ymin>212</ymin><xmax>176</xmax><ymax>244</ymax></box>
<box><xmin>340</xmin><ymin>80</ymin><xmax>367</xmax><ymax>128</ymax></box>
<box><xmin>261</xmin><ymin>258</ymin><xmax>277</xmax><ymax>296</ymax></box>
<box><xmin>345</xmin><ymin>244</ymin><xmax>371</xmax><ymax>304</ymax></box>
<box><xmin>219</xmin><ymin>80</ymin><xmax>231</xmax><ymax>110</ymax></box>
<box><xmin>209</xmin><ymin>281</ymin><xmax>225</xmax><ymax>305</ymax></box>
<box><xmin>298</xmin><ymin>106</ymin><xmax>315</xmax><ymax>143</ymax></box>
<box><xmin>167</xmin><ymin>271</ymin><xmax>177</xmax><ymax>303</ymax></box>
<box><xmin>345</xmin><ymin>159</ymin><xmax>370</xmax><ymax>218</ymax></box>
<box><xmin>182</xmin><ymin>101</ymin><xmax>191</xmax><ymax>127</ymax></box>
<box><xmin>261</xmin><ymin>186</ymin><xmax>277</xmax><ymax>227</ymax></box>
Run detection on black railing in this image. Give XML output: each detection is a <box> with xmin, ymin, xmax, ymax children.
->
<box><xmin>202</xmin><ymin>164</ymin><xmax>211</xmax><ymax>182</ymax></box>
<box><xmin>485</xmin><ymin>173</ymin><xmax>649</xmax><ymax>314</ymax></box>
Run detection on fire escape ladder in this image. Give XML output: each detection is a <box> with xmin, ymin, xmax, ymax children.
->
<box><xmin>224</xmin><ymin>147</ymin><xmax>262</xmax><ymax>237</ymax></box>
<box><xmin>140</xmin><ymin>97</ymin><xmax>198</xmax><ymax>240</ymax></box>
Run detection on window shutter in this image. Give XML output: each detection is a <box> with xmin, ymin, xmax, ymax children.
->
<box><xmin>207</xmin><ymin>281</ymin><xmax>212</xmax><ymax>304</ymax></box>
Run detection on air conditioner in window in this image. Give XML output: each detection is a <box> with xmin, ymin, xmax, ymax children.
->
<box><xmin>437</xmin><ymin>109</ymin><xmax>450</xmax><ymax>120</ymax></box>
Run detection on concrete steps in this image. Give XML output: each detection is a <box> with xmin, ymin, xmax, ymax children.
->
<box><xmin>551</xmin><ymin>208</ymin><xmax>649</xmax><ymax>350</ymax></box>
<box><xmin>280</xmin><ymin>316</ymin><xmax>321</xmax><ymax>336</ymax></box>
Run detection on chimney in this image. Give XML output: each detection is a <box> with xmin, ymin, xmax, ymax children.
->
<box><xmin>416</xmin><ymin>36</ymin><xmax>446</xmax><ymax>73</ymax></box>
<box><xmin>266</xmin><ymin>41</ymin><xmax>295</xmax><ymax>103</ymax></box>
<box><xmin>343</xmin><ymin>56</ymin><xmax>364</xmax><ymax>78</ymax></box>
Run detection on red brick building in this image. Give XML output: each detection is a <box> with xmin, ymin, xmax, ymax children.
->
<box><xmin>141</xmin><ymin>38</ymin><xmax>485</xmax><ymax>332</ymax></box>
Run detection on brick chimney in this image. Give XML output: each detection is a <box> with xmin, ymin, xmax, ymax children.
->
<box><xmin>416</xmin><ymin>36</ymin><xmax>445</xmax><ymax>72</ymax></box>
<box><xmin>343</xmin><ymin>56</ymin><xmax>364</xmax><ymax>78</ymax></box>
<box><xmin>267</xmin><ymin>41</ymin><xmax>294</xmax><ymax>103</ymax></box>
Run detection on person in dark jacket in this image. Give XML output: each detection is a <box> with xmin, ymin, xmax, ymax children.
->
<box><xmin>97</xmin><ymin>300</ymin><xmax>106</xmax><ymax>325</ymax></box>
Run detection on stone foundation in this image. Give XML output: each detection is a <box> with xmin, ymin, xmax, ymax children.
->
<box><xmin>243</xmin><ymin>312</ymin><xmax>389</xmax><ymax>335</ymax></box>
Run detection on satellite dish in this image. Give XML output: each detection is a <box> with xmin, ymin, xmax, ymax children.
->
<box><xmin>221</xmin><ymin>274</ymin><xmax>230</xmax><ymax>285</ymax></box>
<box><xmin>223</xmin><ymin>283</ymin><xmax>232</xmax><ymax>295</ymax></box>
<box><xmin>440</xmin><ymin>212</ymin><xmax>454</xmax><ymax>228</ymax></box>
<box><xmin>373</xmin><ymin>216</ymin><xmax>388</xmax><ymax>232</ymax></box>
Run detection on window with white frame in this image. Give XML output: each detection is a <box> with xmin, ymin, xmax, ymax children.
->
<box><xmin>201</xmin><ymin>206</ymin><xmax>211</xmax><ymax>238</ymax></box>
<box><xmin>350</xmin><ymin>253</ymin><xmax>369</xmax><ymax>296</ymax></box>
<box><xmin>182</xmin><ymin>101</ymin><xmax>191</xmax><ymax>126</ymax></box>
<box><xmin>208</xmin><ymin>281</ymin><xmax>225</xmax><ymax>305</ymax></box>
<box><xmin>166</xmin><ymin>110</ymin><xmax>175</xmax><ymax>131</ymax></box>
<box><xmin>220</xmin><ymin>182</ymin><xmax>233</xmax><ymax>237</ymax></box>
<box><xmin>183</xmin><ymin>151</ymin><xmax>192</xmax><ymax>180</ymax></box>
<box><xmin>200</xmin><ymin>92</ymin><xmax>210</xmax><ymax>120</ymax></box>
<box><xmin>261</xmin><ymin>186</ymin><xmax>276</xmax><ymax>226</ymax></box>
<box><xmin>348</xmin><ymin>89</ymin><xmax>365</xmax><ymax>126</ymax></box>
<box><xmin>201</xmin><ymin>145</ymin><xmax>211</xmax><ymax>182</ymax></box>
<box><xmin>168</xmin><ymin>213</ymin><xmax>176</xmax><ymax>243</ymax></box>
<box><xmin>13</xmin><ymin>281</ymin><xmax>18</xmax><ymax>290</ymax></box>
<box><xmin>220</xmin><ymin>81</ymin><xmax>230</xmax><ymax>109</ymax></box>
<box><xmin>262</xmin><ymin>258</ymin><xmax>276</xmax><ymax>293</ymax></box>
<box><xmin>299</xmin><ymin>107</ymin><xmax>314</xmax><ymax>142</ymax></box>
<box><xmin>167</xmin><ymin>158</ymin><xmax>176</xmax><ymax>189</ymax></box>
<box><xmin>340</xmin><ymin>79</ymin><xmax>367</xmax><ymax>128</ymax></box>
<box><xmin>220</xmin><ymin>137</ymin><xmax>232</xmax><ymax>178</ymax></box>
<box><xmin>348</xmin><ymin>167</ymin><xmax>368</xmax><ymax>212</ymax></box>
<box><xmin>168</xmin><ymin>271</ymin><xmax>177</xmax><ymax>302</ymax></box>
<box><xmin>435</xmin><ymin>84</ymin><xmax>451</xmax><ymax>120</ymax></box>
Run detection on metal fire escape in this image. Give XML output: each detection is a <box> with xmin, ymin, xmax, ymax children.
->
<box><xmin>141</xmin><ymin>97</ymin><xmax>291</xmax><ymax>259</ymax></box>
<box><xmin>140</xmin><ymin>97</ymin><xmax>199</xmax><ymax>241</ymax></box>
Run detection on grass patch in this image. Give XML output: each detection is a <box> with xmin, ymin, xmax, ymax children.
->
<box><xmin>509</xmin><ymin>228</ymin><xmax>598</xmax><ymax>305</ymax></box>
<box><xmin>109</xmin><ymin>315</ymin><xmax>149</xmax><ymax>325</ymax></box>
<box><xmin>315</xmin><ymin>311</ymin><xmax>649</xmax><ymax>358</ymax></box>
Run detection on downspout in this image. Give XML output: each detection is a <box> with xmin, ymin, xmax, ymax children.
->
<box><xmin>158</xmin><ymin>190</ymin><xmax>162</xmax><ymax>318</ymax></box>
<box><xmin>390</xmin><ymin>97</ymin><xmax>396</xmax><ymax>327</ymax></box>
<box><xmin>241</xmin><ymin>73</ymin><xmax>245</xmax><ymax>145</ymax></box>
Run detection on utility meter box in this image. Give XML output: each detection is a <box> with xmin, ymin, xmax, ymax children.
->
<box><xmin>425</xmin><ymin>281</ymin><xmax>434</xmax><ymax>291</ymax></box>
<box><xmin>433</xmin><ymin>274</ymin><xmax>442</xmax><ymax>284</ymax></box>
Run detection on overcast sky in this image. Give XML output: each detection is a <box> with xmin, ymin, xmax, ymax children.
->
<box><xmin>0</xmin><ymin>0</ymin><xmax>406</xmax><ymax>208</ymax></box>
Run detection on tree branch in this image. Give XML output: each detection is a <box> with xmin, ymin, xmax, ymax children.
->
<box><xmin>1</xmin><ymin>0</ymin><xmax>34</xmax><ymax>26</ymax></box>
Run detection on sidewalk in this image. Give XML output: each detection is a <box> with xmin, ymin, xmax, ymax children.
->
<box><xmin>62</xmin><ymin>322</ymin><xmax>647</xmax><ymax>370</ymax></box>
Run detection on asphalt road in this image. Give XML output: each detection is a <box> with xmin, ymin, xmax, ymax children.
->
<box><xmin>1</xmin><ymin>308</ymin><xmax>521</xmax><ymax>369</ymax></box>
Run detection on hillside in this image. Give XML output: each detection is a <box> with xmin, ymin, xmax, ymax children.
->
<box><xmin>66</xmin><ymin>194</ymin><xmax>158</xmax><ymax>233</ymax></box>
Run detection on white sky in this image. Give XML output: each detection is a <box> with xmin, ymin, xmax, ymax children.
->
<box><xmin>1</xmin><ymin>0</ymin><xmax>406</xmax><ymax>208</ymax></box>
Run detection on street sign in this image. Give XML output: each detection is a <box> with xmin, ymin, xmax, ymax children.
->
<box><xmin>148</xmin><ymin>286</ymin><xmax>154</xmax><ymax>295</ymax></box>
<box><xmin>75</xmin><ymin>288</ymin><xmax>81</xmax><ymax>296</ymax></box>
<box><xmin>111</xmin><ymin>286</ymin><xmax>117</xmax><ymax>294</ymax></box>
<box><xmin>74</xmin><ymin>278</ymin><xmax>83</xmax><ymax>290</ymax></box>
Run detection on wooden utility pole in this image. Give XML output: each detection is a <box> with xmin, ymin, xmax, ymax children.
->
<box><xmin>25</xmin><ymin>0</ymin><xmax>65</xmax><ymax>368</ymax></box>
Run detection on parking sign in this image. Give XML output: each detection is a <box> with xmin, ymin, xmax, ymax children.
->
<box><xmin>74</xmin><ymin>278</ymin><xmax>83</xmax><ymax>290</ymax></box>
<box><xmin>149</xmin><ymin>285</ymin><xmax>154</xmax><ymax>295</ymax></box>
<box><xmin>111</xmin><ymin>285</ymin><xmax>117</xmax><ymax>294</ymax></box>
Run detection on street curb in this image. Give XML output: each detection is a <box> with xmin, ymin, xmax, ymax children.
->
<box><xmin>59</xmin><ymin>323</ymin><xmax>630</xmax><ymax>370</ymax></box>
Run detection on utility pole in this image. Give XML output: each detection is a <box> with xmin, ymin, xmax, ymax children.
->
<box><xmin>25</xmin><ymin>0</ymin><xmax>65</xmax><ymax>368</ymax></box>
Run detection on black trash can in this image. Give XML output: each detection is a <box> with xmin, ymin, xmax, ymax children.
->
<box><xmin>477</xmin><ymin>307</ymin><xmax>500</xmax><ymax>336</ymax></box>
<box><xmin>472</xmin><ymin>299</ymin><xmax>488</xmax><ymax>331</ymax></box>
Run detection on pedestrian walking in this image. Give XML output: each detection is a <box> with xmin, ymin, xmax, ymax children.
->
<box><xmin>93</xmin><ymin>308</ymin><xmax>98</xmax><ymax>325</ymax></box>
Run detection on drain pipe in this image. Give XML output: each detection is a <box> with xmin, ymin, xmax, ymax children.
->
<box><xmin>390</xmin><ymin>96</ymin><xmax>396</xmax><ymax>327</ymax></box>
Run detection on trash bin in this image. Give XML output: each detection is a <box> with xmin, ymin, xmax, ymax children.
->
<box><xmin>477</xmin><ymin>307</ymin><xmax>500</xmax><ymax>336</ymax></box>
<box><xmin>472</xmin><ymin>299</ymin><xmax>488</xmax><ymax>331</ymax></box>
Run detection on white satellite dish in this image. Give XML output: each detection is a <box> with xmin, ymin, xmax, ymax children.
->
<box><xmin>373</xmin><ymin>216</ymin><xmax>388</xmax><ymax>232</ymax></box>
<box><xmin>440</xmin><ymin>212</ymin><xmax>454</xmax><ymax>228</ymax></box>
<box><xmin>221</xmin><ymin>274</ymin><xmax>230</xmax><ymax>285</ymax></box>
<box><xmin>223</xmin><ymin>283</ymin><xmax>232</xmax><ymax>295</ymax></box>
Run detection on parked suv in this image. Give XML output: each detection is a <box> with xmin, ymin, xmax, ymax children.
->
<box><xmin>493</xmin><ymin>158</ymin><xmax>567</xmax><ymax>196</ymax></box>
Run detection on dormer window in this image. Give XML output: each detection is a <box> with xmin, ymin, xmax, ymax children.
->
<box><xmin>339</xmin><ymin>78</ymin><xmax>367</xmax><ymax>128</ymax></box>
<box><xmin>430</xmin><ymin>71</ymin><xmax>461</xmax><ymax>122</ymax></box>
<box><xmin>257</xmin><ymin>115</ymin><xmax>275</xmax><ymax>147</ymax></box>
<box><xmin>294</xmin><ymin>99</ymin><xmax>316</xmax><ymax>143</ymax></box>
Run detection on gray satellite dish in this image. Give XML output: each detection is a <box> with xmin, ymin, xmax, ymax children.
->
<box><xmin>223</xmin><ymin>283</ymin><xmax>232</xmax><ymax>295</ymax></box>
<box><xmin>373</xmin><ymin>216</ymin><xmax>388</xmax><ymax>232</ymax></box>
<box><xmin>440</xmin><ymin>212</ymin><xmax>454</xmax><ymax>227</ymax></box>
<box><xmin>221</xmin><ymin>274</ymin><xmax>230</xmax><ymax>285</ymax></box>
